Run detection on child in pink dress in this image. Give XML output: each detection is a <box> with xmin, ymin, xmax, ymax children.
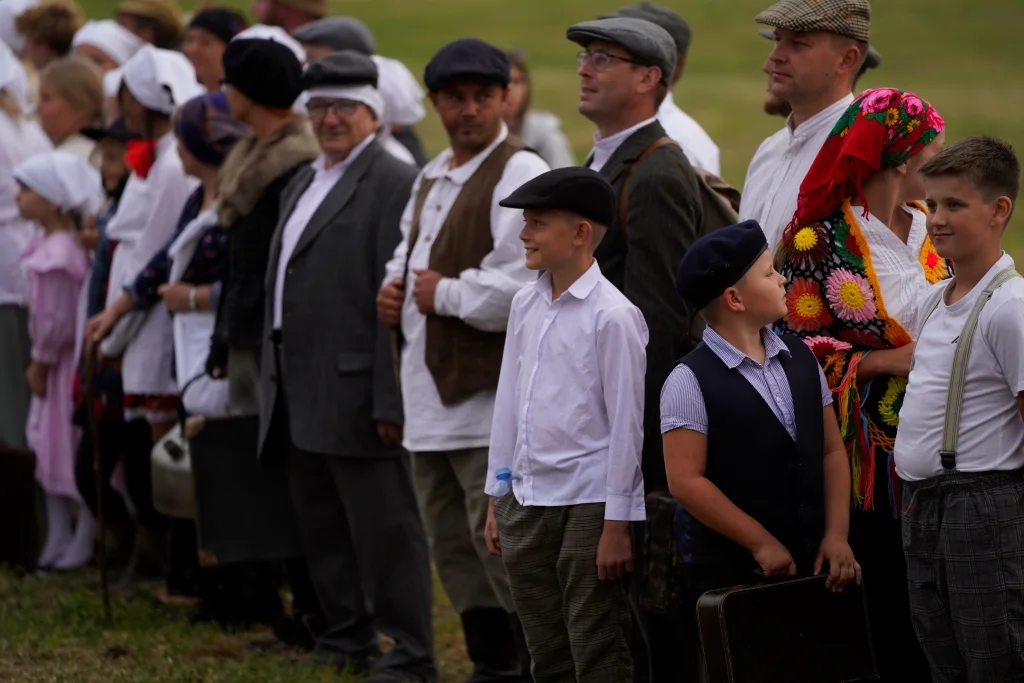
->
<box><xmin>15</xmin><ymin>151</ymin><xmax>102</xmax><ymax>570</ymax></box>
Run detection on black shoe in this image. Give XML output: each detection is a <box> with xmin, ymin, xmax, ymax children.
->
<box><xmin>461</xmin><ymin>608</ymin><xmax>530</xmax><ymax>682</ymax></box>
<box><xmin>364</xmin><ymin>667</ymin><xmax>434</xmax><ymax>683</ymax></box>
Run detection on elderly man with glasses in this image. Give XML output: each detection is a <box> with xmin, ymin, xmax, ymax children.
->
<box><xmin>259</xmin><ymin>50</ymin><xmax>436</xmax><ymax>682</ymax></box>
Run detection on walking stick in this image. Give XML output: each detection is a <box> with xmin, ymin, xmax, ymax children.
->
<box><xmin>83</xmin><ymin>338</ymin><xmax>110</xmax><ymax>622</ymax></box>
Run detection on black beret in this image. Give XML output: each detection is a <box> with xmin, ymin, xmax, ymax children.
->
<box><xmin>302</xmin><ymin>50</ymin><xmax>379</xmax><ymax>90</ymax></box>
<box><xmin>424</xmin><ymin>38</ymin><xmax>510</xmax><ymax>92</ymax></box>
<box><xmin>222</xmin><ymin>38</ymin><xmax>304</xmax><ymax>109</ymax></box>
<box><xmin>604</xmin><ymin>2</ymin><xmax>692</xmax><ymax>55</ymax></box>
<box><xmin>188</xmin><ymin>7</ymin><xmax>247</xmax><ymax>45</ymax></box>
<box><xmin>499</xmin><ymin>167</ymin><xmax>616</xmax><ymax>229</ymax></box>
<box><xmin>291</xmin><ymin>16</ymin><xmax>376</xmax><ymax>56</ymax></box>
<box><xmin>81</xmin><ymin>117</ymin><xmax>139</xmax><ymax>143</ymax></box>
<box><xmin>675</xmin><ymin>220</ymin><xmax>769</xmax><ymax>311</ymax></box>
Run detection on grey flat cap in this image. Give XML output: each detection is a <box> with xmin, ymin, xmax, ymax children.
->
<box><xmin>567</xmin><ymin>17</ymin><xmax>675</xmax><ymax>85</ymax></box>
<box><xmin>603</xmin><ymin>2</ymin><xmax>692</xmax><ymax>55</ymax></box>
<box><xmin>756</xmin><ymin>0</ymin><xmax>871</xmax><ymax>43</ymax></box>
<box><xmin>757</xmin><ymin>26</ymin><xmax>880</xmax><ymax>69</ymax></box>
<box><xmin>291</xmin><ymin>16</ymin><xmax>376</xmax><ymax>56</ymax></box>
<box><xmin>302</xmin><ymin>49</ymin><xmax>379</xmax><ymax>90</ymax></box>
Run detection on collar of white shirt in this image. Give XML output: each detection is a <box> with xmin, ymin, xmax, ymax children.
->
<box><xmin>785</xmin><ymin>93</ymin><xmax>854</xmax><ymax>138</ymax></box>
<box><xmin>532</xmin><ymin>259</ymin><xmax>602</xmax><ymax>302</ymax></box>
<box><xmin>422</xmin><ymin>122</ymin><xmax>510</xmax><ymax>185</ymax></box>
<box><xmin>310</xmin><ymin>132</ymin><xmax>377</xmax><ymax>177</ymax></box>
<box><xmin>588</xmin><ymin>115</ymin><xmax>658</xmax><ymax>171</ymax></box>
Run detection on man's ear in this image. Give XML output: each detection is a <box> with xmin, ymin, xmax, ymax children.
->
<box><xmin>994</xmin><ymin>196</ymin><xmax>1014</xmax><ymax>227</ymax></box>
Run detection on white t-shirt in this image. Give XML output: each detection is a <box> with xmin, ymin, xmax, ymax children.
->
<box><xmin>895</xmin><ymin>253</ymin><xmax>1024</xmax><ymax>481</ymax></box>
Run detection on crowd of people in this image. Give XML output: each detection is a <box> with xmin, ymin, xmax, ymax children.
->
<box><xmin>0</xmin><ymin>0</ymin><xmax>1021</xmax><ymax>681</ymax></box>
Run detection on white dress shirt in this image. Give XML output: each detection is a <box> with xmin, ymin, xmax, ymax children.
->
<box><xmin>740</xmin><ymin>94</ymin><xmax>854</xmax><ymax>250</ymax></box>
<box><xmin>0</xmin><ymin>111</ymin><xmax>50</xmax><ymax>307</ymax></box>
<box><xmin>587</xmin><ymin>115</ymin><xmax>658</xmax><ymax>173</ymax></box>
<box><xmin>273</xmin><ymin>134</ymin><xmax>376</xmax><ymax>329</ymax></box>
<box><xmin>486</xmin><ymin>261</ymin><xmax>648</xmax><ymax>521</ymax></box>
<box><xmin>854</xmin><ymin>204</ymin><xmax>932</xmax><ymax>335</ymax></box>
<box><xmin>657</xmin><ymin>91</ymin><xmax>720</xmax><ymax>175</ymax></box>
<box><xmin>383</xmin><ymin>123</ymin><xmax>550</xmax><ymax>452</ymax></box>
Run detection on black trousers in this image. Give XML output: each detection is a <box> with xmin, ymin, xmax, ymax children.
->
<box><xmin>74</xmin><ymin>417</ymin><xmax>161</xmax><ymax>528</ymax></box>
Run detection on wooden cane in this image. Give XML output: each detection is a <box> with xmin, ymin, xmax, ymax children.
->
<box><xmin>83</xmin><ymin>338</ymin><xmax>110</xmax><ymax>622</ymax></box>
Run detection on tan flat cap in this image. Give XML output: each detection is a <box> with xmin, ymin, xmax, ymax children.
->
<box><xmin>756</xmin><ymin>0</ymin><xmax>871</xmax><ymax>42</ymax></box>
<box><xmin>117</xmin><ymin>0</ymin><xmax>182</xmax><ymax>33</ymax></box>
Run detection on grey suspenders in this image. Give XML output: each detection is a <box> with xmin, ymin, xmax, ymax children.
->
<box><xmin>916</xmin><ymin>266</ymin><xmax>1022</xmax><ymax>470</ymax></box>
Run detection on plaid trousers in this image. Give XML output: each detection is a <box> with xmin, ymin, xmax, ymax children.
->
<box><xmin>495</xmin><ymin>495</ymin><xmax>633</xmax><ymax>683</ymax></box>
<box><xmin>902</xmin><ymin>470</ymin><xmax>1024</xmax><ymax>683</ymax></box>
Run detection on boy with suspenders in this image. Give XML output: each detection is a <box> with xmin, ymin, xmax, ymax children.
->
<box><xmin>895</xmin><ymin>137</ymin><xmax>1024</xmax><ymax>683</ymax></box>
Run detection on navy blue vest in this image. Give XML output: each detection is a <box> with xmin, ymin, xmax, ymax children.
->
<box><xmin>675</xmin><ymin>335</ymin><xmax>825</xmax><ymax>573</ymax></box>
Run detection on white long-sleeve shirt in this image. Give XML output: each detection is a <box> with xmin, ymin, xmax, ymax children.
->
<box><xmin>485</xmin><ymin>261</ymin><xmax>648</xmax><ymax>521</ymax></box>
<box><xmin>739</xmin><ymin>94</ymin><xmax>854</xmax><ymax>250</ymax></box>
<box><xmin>384</xmin><ymin>123</ymin><xmax>549</xmax><ymax>452</ymax></box>
<box><xmin>657</xmin><ymin>91</ymin><xmax>720</xmax><ymax>176</ymax></box>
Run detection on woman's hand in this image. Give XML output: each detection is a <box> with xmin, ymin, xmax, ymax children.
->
<box><xmin>858</xmin><ymin>343</ymin><xmax>916</xmax><ymax>380</ymax></box>
<box><xmin>86</xmin><ymin>307</ymin><xmax>122</xmax><ymax>344</ymax></box>
<box><xmin>159</xmin><ymin>283</ymin><xmax>195</xmax><ymax>313</ymax></box>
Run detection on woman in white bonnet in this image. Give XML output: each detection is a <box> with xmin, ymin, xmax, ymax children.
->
<box><xmin>0</xmin><ymin>41</ymin><xmax>51</xmax><ymax>458</ymax></box>
<box><xmin>72</xmin><ymin>19</ymin><xmax>143</xmax><ymax>74</ymax></box>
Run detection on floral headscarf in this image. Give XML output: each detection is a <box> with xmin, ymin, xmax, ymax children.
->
<box><xmin>784</xmin><ymin>88</ymin><xmax>945</xmax><ymax>242</ymax></box>
<box><xmin>173</xmin><ymin>91</ymin><xmax>251</xmax><ymax>167</ymax></box>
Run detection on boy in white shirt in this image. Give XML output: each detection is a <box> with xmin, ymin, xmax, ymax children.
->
<box><xmin>895</xmin><ymin>136</ymin><xmax>1024</xmax><ymax>683</ymax></box>
<box><xmin>484</xmin><ymin>167</ymin><xmax>648</xmax><ymax>683</ymax></box>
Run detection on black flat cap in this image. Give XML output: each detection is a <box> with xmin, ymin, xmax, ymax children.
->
<box><xmin>222</xmin><ymin>38</ymin><xmax>304</xmax><ymax>109</ymax></box>
<box><xmin>81</xmin><ymin>117</ymin><xmax>139</xmax><ymax>143</ymax></box>
<box><xmin>303</xmin><ymin>50</ymin><xmax>379</xmax><ymax>89</ymax></box>
<box><xmin>675</xmin><ymin>220</ymin><xmax>769</xmax><ymax>311</ymax></box>
<box><xmin>424</xmin><ymin>38</ymin><xmax>510</xmax><ymax>92</ymax></box>
<box><xmin>291</xmin><ymin>16</ymin><xmax>376</xmax><ymax>56</ymax></box>
<box><xmin>500</xmin><ymin>167</ymin><xmax>616</xmax><ymax>229</ymax></box>
<box><xmin>567</xmin><ymin>17</ymin><xmax>675</xmax><ymax>85</ymax></box>
<box><xmin>188</xmin><ymin>7</ymin><xmax>247</xmax><ymax>45</ymax></box>
<box><xmin>757</xmin><ymin>27</ymin><xmax>880</xmax><ymax>69</ymax></box>
<box><xmin>604</xmin><ymin>2</ymin><xmax>692</xmax><ymax>56</ymax></box>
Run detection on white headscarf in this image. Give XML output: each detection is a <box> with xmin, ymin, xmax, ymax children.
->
<box><xmin>0</xmin><ymin>0</ymin><xmax>39</xmax><ymax>53</ymax></box>
<box><xmin>14</xmin><ymin>151</ymin><xmax>103</xmax><ymax>215</ymax></box>
<box><xmin>73</xmin><ymin>20</ymin><xmax>144</xmax><ymax>67</ymax></box>
<box><xmin>233</xmin><ymin>24</ymin><xmax>305</xmax><ymax>64</ymax></box>
<box><xmin>119</xmin><ymin>44</ymin><xmax>203</xmax><ymax>115</ymax></box>
<box><xmin>0</xmin><ymin>38</ymin><xmax>29</xmax><ymax>113</ymax></box>
<box><xmin>371</xmin><ymin>55</ymin><xmax>425</xmax><ymax>128</ymax></box>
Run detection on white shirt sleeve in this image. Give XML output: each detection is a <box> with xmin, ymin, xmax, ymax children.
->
<box><xmin>984</xmin><ymin>296</ymin><xmax>1024</xmax><ymax>395</ymax></box>
<box><xmin>485</xmin><ymin>295</ymin><xmax>522</xmax><ymax>496</ymax></box>
<box><xmin>383</xmin><ymin>172</ymin><xmax>421</xmax><ymax>286</ymax></box>
<box><xmin>599</xmin><ymin>303</ymin><xmax>648</xmax><ymax>521</ymax></box>
<box><xmin>125</xmin><ymin>167</ymin><xmax>198</xmax><ymax>282</ymax></box>
<box><xmin>434</xmin><ymin>150</ymin><xmax>550</xmax><ymax>332</ymax></box>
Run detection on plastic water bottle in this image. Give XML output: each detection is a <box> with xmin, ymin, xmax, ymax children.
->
<box><xmin>494</xmin><ymin>467</ymin><xmax>512</xmax><ymax>496</ymax></box>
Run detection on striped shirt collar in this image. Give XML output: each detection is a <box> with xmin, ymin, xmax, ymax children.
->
<box><xmin>701</xmin><ymin>325</ymin><xmax>790</xmax><ymax>370</ymax></box>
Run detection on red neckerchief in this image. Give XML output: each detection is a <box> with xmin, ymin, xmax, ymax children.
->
<box><xmin>125</xmin><ymin>139</ymin><xmax>158</xmax><ymax>179</ymax></box>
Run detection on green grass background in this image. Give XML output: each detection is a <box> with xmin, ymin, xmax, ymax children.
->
<box><xmin>2</xmin><ymin>1</ymin><xmax>1022</xmax><ymax>681</ymax></box>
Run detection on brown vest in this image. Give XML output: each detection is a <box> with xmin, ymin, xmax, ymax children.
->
<box><xmin>405</xmin><ymin>136</ymin><xmax>525</xmax><ymax>406</ymax></box>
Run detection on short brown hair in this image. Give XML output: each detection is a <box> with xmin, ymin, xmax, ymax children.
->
<box><xmin>15</xmin><ymin>0</ymin><xmax>83</xmax><ymax>56</ymax></box>
<box><xmin>40</xmin><ymin>57</ymin><xmax>104</xmax><ymax>127</ymax></box>
<box><xmin>919</xmin><ymin>136</ymin><xmax>1021</xmax><ymax>204</ymax></box>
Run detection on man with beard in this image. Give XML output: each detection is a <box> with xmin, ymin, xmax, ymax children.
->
<box><xmin>377</xmin><ymin>38</ymin><xmax>548</xmax><ymax>683</ymax></box>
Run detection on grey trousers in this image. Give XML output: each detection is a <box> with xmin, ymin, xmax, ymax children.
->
<box><xmin>411</xmin><ymin>447</ymin><xmax>515</xmax><ymax>614</ymax></box>
<box><xmin>495</xmin><ymin>496</ymin><xmax>633</xmax><ymax>683</ymax></box>
<box><xmin>288</xmin><ymin>446</ymin><xmax>436</xmax><ymax>675</ymax></box>
<box><xmin>903</xmin><ymin>470</ymin><xmax>1024</xmax><ymax>683</ymax></box>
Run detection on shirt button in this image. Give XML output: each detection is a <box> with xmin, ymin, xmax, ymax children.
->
<box><xmin>796</xmin><ymin>458</ymin><xmax>803</xmax><ymax>466</ymax></box>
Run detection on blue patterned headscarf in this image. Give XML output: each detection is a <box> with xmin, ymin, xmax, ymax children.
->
<box><xmin>172</xmin><ymin>91</ymin><xmax>249</xmax><ymax>167</ymax></box>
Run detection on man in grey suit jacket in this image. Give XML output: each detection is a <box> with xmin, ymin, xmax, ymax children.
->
<box><xmin>568</xmin><ymin>16</ymin><xmax>703</xmax><ymax>683</ymax></box>
<box><xmin>259</xmin><ymin>51</ymin><xmax>435</xmax><ymax>683</ymax></box>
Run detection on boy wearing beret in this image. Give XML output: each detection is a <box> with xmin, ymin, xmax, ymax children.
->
<box><xmin>485</xmin><ymin>167</ymin><xmax>648</xmax><ymax>683</ymax></box>
<box><xmin>660</xmin><ymin>220</ymin><xmax>860</xmax><ymax>676</ymax></box>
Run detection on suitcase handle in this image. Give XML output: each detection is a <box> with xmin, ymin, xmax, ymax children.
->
<box><xmin>752</xmin><ymin>569</ymin><xmax>799</xmax><ymax>584</ymax></box>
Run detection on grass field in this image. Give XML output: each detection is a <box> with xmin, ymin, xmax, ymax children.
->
<box><xmin>2</xmin><ymin>1</ymin><xmax>1023</xmax><ymax>681</ymax></box>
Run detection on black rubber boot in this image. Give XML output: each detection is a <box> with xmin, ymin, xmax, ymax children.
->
<box><xmin>461</xmin><ymin>608</ymin><xmax>530</xmax><ymax>682</ymax></box>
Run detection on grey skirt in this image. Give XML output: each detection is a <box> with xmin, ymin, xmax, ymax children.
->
<box><xmin>0</xmin><ymin>304</ymin><xmax>31</xmax><ymax>450</ymax></box>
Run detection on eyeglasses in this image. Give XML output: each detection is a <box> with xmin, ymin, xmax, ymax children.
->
<box><xmin>306</xmin><ymin>99</ymin><xmax>361</xmax><ymax>119</ymax></box>
<box><xmin>576</xmin><ymin>50</ymin><xmax>645</xmax><ymax>71</ymax></box>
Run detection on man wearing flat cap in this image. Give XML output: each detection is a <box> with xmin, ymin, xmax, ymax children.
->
<box><xmin>260</xmin><ymin>50</ymin><xmax>434</xmax><ymax>683</ymax></box>
<box><xmin>115</xmin><ymin>0</ymin><xmax>182</xmax><ymax>50</ymax></box>
<box><xmin>486</xmin><ymin>167</ymin><xmax>648</xmax><ymax>682</ymax></box>
<box><xmin>378</xmin><ymin>37</ymin><xmax>548</xmax><ymax>683</ymax></box>
<box><xmin>740</xmin><ymin>0</ymin><xmax>873</xmax><ymax>250</ymax></box>
<box><xmin>604</xmin><ymin>3</ymin><xmax>720</xmax><ymax>176</ymax></box>
<box><xmin>566</xmin><ymin>15</ymin><xmax>703</xmax><ymax>680</ymax></box>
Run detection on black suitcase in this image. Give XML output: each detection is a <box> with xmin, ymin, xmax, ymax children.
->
<box><xmin>697</xmin><ymin>575</ymin><xmax>877</xmax><ymax>683</ymax></box>
<box><xmin>188</xmin><ymin>414</ymin><xmax>303</xmax><ymax>566</ymax></box>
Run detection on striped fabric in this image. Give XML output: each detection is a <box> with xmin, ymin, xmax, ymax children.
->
<box><xmin>660</xmin><ymin>325</ymin><xmax>831</xmax><ymax>439</ymax></box>
<box><xmin>495</xmin><ymin>496</ymin><xmax>632</xmax><ymax>683</ymax></box>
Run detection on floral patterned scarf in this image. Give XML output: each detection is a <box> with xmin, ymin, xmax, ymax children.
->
<box><xmin>776</xmin><ymin>89</ymin><xmax>949</xmax><ymax>518</ymax></box>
